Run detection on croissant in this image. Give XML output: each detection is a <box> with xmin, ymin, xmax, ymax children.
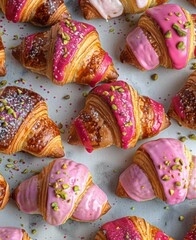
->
<box><xmin>67</xmin><ymin>80</ymin><xmax>170</xmax><ymax>152</ymax></box>
<box><xmin>188</xmin><ymin>0</ymin><xmax>196</xmax><ymax>7</ymax></box>
<box><xmin>95</xmin><ymin>216</ymin><xmax>174</xmax><ymax>240</ymax></box>
<box><xmin>0</xmin><ymin>36</ymin><xmax>6</xmax><ymax>76</ymax></box>
<box><xmin>184</xmin><ymin>221</ymin><xmax>196</xmax><ymax>240</ymax></box>
<box><xmin>168</xmin><ymin>71</ymin><xmax>196</xmax><ymax>130</ymax></box>
<box><xmin>13</xmin><ymin>158</ymin><xmax>111</xmax><ymax>226</ymax></box>
<box><xmin>0</xmin><ymin>174</ymin><xmax>9</xmax><ymax>210</ymax></box>
<box><xmin>120</xmin><ymin>4</ymin><xmax>195</xmax><ymax>71</ymax></box>
<box><xmin>0</xmin><ymin>227</ymin><xmax>30</xmax><ymax>240</ymax></box>
<box><xmin>116</xmin><ymin>138</ymin><xmax>196</xmax><ymax>205</ymax></box>
<box><xmin>0</xmin><ymin>0</ymin><xmax>70</xmax><ymax>26</ymax></box>
<box><xmin>79</xmin><ymin>0</ymin><xmax>168</xmax><ymax>20</ymax></box>
<box><xmin>12</xmin><ymin>19</ymin><xmax>118</xmax><ymax>87</ymax></box>
<box><xmin>0</xmin><ymin>86</ymin><xmax>64</xmax><ymax>158</ymax></box>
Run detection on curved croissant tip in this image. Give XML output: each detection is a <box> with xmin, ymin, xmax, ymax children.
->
<box><xmin>67</xmin><ymin>126</ymin><xmax>81</xmax><ymax>146</ymax></box>
<box><xmin>48</xmin><ymin>144</ymin><xmax>65</xmax><ymax>158</ymax></box>
<box><xmin>12</xmin><ymin>45</ymin><xmax>22</xmax><ymax>63</ymax></box>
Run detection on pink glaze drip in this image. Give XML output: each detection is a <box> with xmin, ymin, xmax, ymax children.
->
<box><xmin>74</xmin><ymin>118</ymin><xmax>93</xmax><ymax>153</ymax></box>
<box><xmin>46</xmin><ymin>159</ymin><xmax>89</xmax><ymax>226</ymax></box>
<box><xmin>119</xmin><ymin>164</ymin><xmax>155</xmax><ymax>201</ymax></box>
<box><xmin>155</xmin><ymin>231</ymin><xmax>169</xmax><ymax>240</ymax></box>
<box><xmin>53</xmin><ymin>20</ymin><xmax>95</xmax><ymax>81</ymax></box>
<box><xmin>149</xmin><ymin>98</ymin><xmax>164</xmax><ymax>133</ymax></box>
<box><xmin>184</xmin><ymin>226</ymin><xmax>196</xmax><ymax>240</ymax></box>
<box><xmin>172</xmin><ymin>95</ymin><xmax>186</xmax><ymax>120</ymax></box>
<box><xmin>101</xmin><ymin>217</ymin><xmax>141</xmax><ymax>240</ymax></box>
<box><xmin>6</xmin><ymin>0</ymin><xmax>26</xmax><ymax>22</ymax></box>
<box><xmin>16</xmin><ymin>175</ymin><xmax>39</xmax><ymax>214</ymax></box>
<box><xmin>126</xmin><ymin>27</ymin><xmax>159</xmax><ymax>70</ymax></box>
<box><xmin>23</xmin><ymin>33</ymin><xmax>37</xmax><ymax>55</ymax></box>
<box><xmin>142</xmin><ymin>138</ymin><xmax>190</xmax><ymax>205</ymax></box>
<box><xmin>0</xmin><ymin>227</ymin><xmax>23</xmax><ymax>240</ymax></box>
<box><xmin>92</xmin><ymin>81</ymin><xmax>135</xmax><ymax>149</ymax></box>
<box><xmin>89</xmin><ymin>53</ymin><xmax>112</xmax><ymax>87</ymax></box>
<box><xmin>146</xmin><ymin>4</ymin><xmax>190</xmax><ymax>69</ymax></box>
<box><xmin>72</xmin><ymin>184</ymin><xmax>108</xmax><ymax>221</ymax></box>
<box><xmin>187</xmin><ymin>156</ymin><xmax>196</xmax><ymax>200</ymax></box>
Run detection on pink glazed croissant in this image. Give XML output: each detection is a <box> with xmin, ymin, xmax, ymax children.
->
<box><xmin>95</xmin><ymin>216</ymin><xmax>174</xmax><ymax>240</ymax></box>
<box><xmin>0</xmin><ymin>0</ymin><xmax>70</xmax><ymax>26</ymax></box>
<box><xmin>12</xmin><ymin>19</ymin><xmax>118</xmax><ymax>86</ymax></box>
<box><xmin>0</xmin><ymin>228</ymin><xmax>30</xmax><ymax>240</ymax></box>
<box><xmin>168</xmin><ymin>71</ymin><xmax>196</xmax><ymax>130</ymax></box>
<box><xmin>120</xmin><ymin>4</ymin><xmax>196</xmax><ymax>71</ymax></box>
<box><xmin>79</xmin><ymin>0</ymin><xmax>168</xmax><ymax>20</ymax></box>
<box><xmin>68</xmin><ymin>81</ymin><xmax>170</xmax><ymax>152</ymax></box>
<box><xmin>0</xmin><ymin>36</ymin><xmax>6</xmax><ymax>76</ymax></box>
<box><xmin>13</xmin><ymin>158</ymin><xmax>111</xmax><ymax>226</ymax></box>
<box><xmin>116</xmin><ymin>138</ymin><xmax>196</xmax><ymax>205</ymax></box>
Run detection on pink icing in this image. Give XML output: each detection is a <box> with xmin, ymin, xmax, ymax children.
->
<box><xmin>149</xmin><ymin>98</ymin><xmax>164</xmax><ymax>133</ymax></box>
<box><xmin>16</xmin><ymin>175</ymin><xmax>39</xmax><ymax>214</ymax></box>
<box><xmin>72</xmin><ymin>184</ymin><xmax>108</xmax><ymax>221</ymax></box>
<box><xmin>142</xmin><ymin>138</ymin><xmax>190</xmax><ymax>205</ymax></box>
<box><xmin>172</xmin><ymin>95</ymin><xmax>186</xmax><ymax>120</ymax></box>
<box><xmin>101</xmin><ymin>217</ymin><xmax>141</xmax><ymax>240</ymax></box>
<box><xmin>92</xmin><ymin>81</ymin><xmax>136</xmax><ymax>149</ymax></box>
<box><xmin>23</xmin><ymin>33</ymin><xmax>37</xmax><ymax>55</ymax></box>
<box><xmin>119</xmin><ymin>164</ymin><xmax>155</xmax><ymax>201</ymax></box>
<box><xmin>0</xmin><ymin>227</ymin><xmax>23</xmax><ymax>240</ymax></box>
<box><xmin>89</xmin><ymin>53</ymin><xmax>112</xmax><ymax>87</ymax></box>
<box><xmin>136</xmin><ymin>0</ymin><xmax>148</xmax><ymax>9</ymax></box>
<box><xmin>187</xmin><ymin>156</ymin><xmax>196</xmax><ymax>200</ymax></box>
<box><xmin>184</xmin><ymin>226</ymin><xmax>196</xmax><ymax>240</ymax></box>
<box><xmin>6</xmin><ymin>0</ymin><xmax>26</xmax><ymax>22</ymax></box>
<box><xmin>46</xmin><ymin>159</ymin><xmax>89</xmax><ymax>226</ymax></box>
<box><xmin>74</xmin><ymin>118</ymin><xmax>93</xmax><ymax>153</ymax></box>
<box><xmin>155</xmin><ymin>231</ymin><xmax>169</xmax><ymax>240</ymax></box>
<box><xmin>53</xmin><ymin>20</ymin><xmax>95</xmax><ymax>81</ymax></box>
<box><xmin>126</xmin><ymin>27</ymin><xmax>159</xmax><ymax>70</ymax></box>
<box><xmin>146</xmin><ymin>4</ymin><xmax>190</xmax><ymax>69</ymax></box>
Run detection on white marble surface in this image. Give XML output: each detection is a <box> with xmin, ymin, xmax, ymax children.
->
<box><xmin>0</xmin><ymin>0</ymin><xmax>195</xmax><ymax>239</ymax></box>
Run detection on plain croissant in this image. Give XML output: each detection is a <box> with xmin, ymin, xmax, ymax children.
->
<box><xmin>13</xmin><ymin>158</ymin><xmax>111</xmax><ymax>226</ymax></box>
<box><xmin>0</xmin><ymin>174</ymin><xmax>9</xmax><ymax>210</ymax></box>
<box><xmin>0</xmin><ymin>228</ymin><xmax>30</xmax><ymax>240</ymax></box>
<box><xmin>0</xmin><ymin>86</ymin><xmax>64</xmax><ymax>158</ymax></box>
<box><xmin>184</xmin><ymin>220</ymin><xmax>196</xmax><ymax>240</ymax></box>
<box><xmin>0</xmin><ymin>36</ymin><xmax>6</xmax><ymax>76</ymax></box>
<box><xmin>12</xmin><ymin>19</ymin><xmax>118</xmax><ymax>87</ymax></box>
<box><xmin>168</xmin><ymin>71</ymin><xmax>196</xmax><ymax>130</ymax></box>
<box><xmin>120</xmin><ymin>4</ymin><xmax>195</xmax><ymax>71</ymax></box>
<box><xmin>95</xmin><ymin>216</ymin><xmax>174</xmax><ymax>240</ymax></box>
<box><xmin>68</xmin><ymin>80</ymin><xmax>170</xmax><ymax>152</ymax></box>
<box><xmin>116</xmin><ymin>138</ymin><xmax>196</xmax><ymax>205</ymax></box>
<box><xmin>0</xmin><ymin>0</ymin><xmax>70</xmax><ymax>26</ymax></box>
<box><xmin>79</xmin><ymin>0</ymin><xmax>168</xmax><ymax>20</ymax></box>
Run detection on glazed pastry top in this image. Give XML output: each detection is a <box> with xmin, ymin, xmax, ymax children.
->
<box><xmin>0</xmin><ymin>86</ymin><xmax>44</xmax><ymax>148</ymax></box>
<box><xmin>187</xmin><ymin>156</ymin><xmax>196</xmax><ymax>200</ymax></box>
<box><xmin>0</xmin><ymin>227</ymin><xmax>23</xmax><ymax>240</ymax></box>
<box><xmin>88</xmin><ymin>0</ymin><xmax>124</xmax><ymax>20</ymax></box>
<box><xmin>46</xmin><ymin>159</ymin><xmax>90</xmax><ymax>226</ymax></box>
<box><xmin>146</xmin><ymin>4</ymin><xmax>190</xmax><ymax>69</ymax></box>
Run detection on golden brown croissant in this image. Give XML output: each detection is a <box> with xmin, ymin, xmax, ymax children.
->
<box><xmin>168</xmin><ymin>71</ymin><xmax>196</xmax><ymax>130</ymax></box>
<box><xmin>68</xmin><ymin>81</ymin><xmax>170</xmax><ymax>152</ymax></box>
<box><xmin>13</xmin><ymin>158</ymin><xmax>111</xmax><ymax>226</ymax></box>
<box><xmin>0</xmin><ymin>36</ymin><xmax>6</xmax><ymax>76</ymax></box>
<box><xmin>0</xmin><ymin>0</ymin><xmax>70</xmax><ymax>26</ymax></box>
<box><xmin>0</xmin><ymin>86</ymin><xmax>64</xmax><ymax>158</ymax></box>
<box><xmin>0</xmin><ymin>174</ymin><xmax>9</xmax><ymax>210</ymax></box>
<box><xmin>12</xmin><ymin>18</ymin><xmax>118</xmax><ymax>87</ymax></box>
<box><xmin>188</xmin><ymin>0</ymin><xmax>196</xmax><ymax>7</ymax></box>
<box><xmin>120</xmin><ymin>4</ymin><xmax>195</xmax><ymax>71</ymax></box>
<box><xmin>95</xmin><ymin>216</ymin><xmax>174</xmax><ymax>240</ymax></box>
<box><xmin>184</xmin><ymin>220</ymin><xmax>196</xmax><ymax>240</ymax></box>
<box><xmin>116</xmin><ymin>138</ymin><xmax>196</xmax><ymax>205</ymax></box>
<box><xmin>79</xmin><ymin>0</ymin><xmax>168</xmax><ymax>20</ymax></box>
<box><xmin>0</xmin><ymin>227</ymin><xmax>30</xmax><ymax>240</ymax></box>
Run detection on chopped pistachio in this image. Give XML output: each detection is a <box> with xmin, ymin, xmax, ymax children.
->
<box><xmin>73</xmin><ymin>185</ymin><xmax>80</xmax><ymax>192</ymax></box>
<box><xmin>184</xmin><ymin>21</ymin><xmax>191</xmax><ymax>29</ymax></box>
<box><xmin>63</xmin><ymin>95</ymin><xmax>70</xmax><ymax>100</ymax></box>
<box><xmin>176</xmin><ymin>41</ymin><xmax>185</xmax><ymax>50</ymax></box>
<box><xmin>61</xmin><ymin>164</ymin><xmax>67</xmax><ymax>169</ymax></box>
<box><xmin>164</xmin><ymin>206</ymin><xmax>169</xmax><ymax>210</ymax></box>
<box><xmin>169</xmin><ymin>189</ymin><xmax>174</xmax><ymax>195</ymax></box>
<box><xmin>17</xmin><ymin>89</ymin><xmax>22</xmax><ymax>95</ymax></box>
<box><xmin>110</xmin><ymin>95</ymin><xmax>114</xmax><ymax>102</ymax></box>
<box><xmin>82</xmin><ymin>92</ymin><xmax>88</xmax><ymax>97</ymax></box>
<box><xmin>51</xmin><ymin>202</ymin><xmax>59</xmax><ymax>211</ymax></box>
<box><xmin>103</xmin><ymin>91</ymin><xmax>109</xmax><ymax>96</ymax></box>
<box><xmin>125</xmin><ymin>121</ymin><xmax>133</xmax><ymax>127</ymax></box>
<box><xmin>151</xmin><ymin>73</ymin><xmax>158</xmax><ymax>80</ymax></box>
<box><xmin>0</xmin><ymin>80</ymin><xmax>7</xmax><ymax>87</ymax></box>
<box><xmin>175</xmin><ymin>181</ymin><xmax>181</xmax><ymax>187</ymax></box>
<box><xmin>112</xmin><ymin>104</ymin><xmax>118</xmax><ymax>110</ymax></box>
<box><xmin>162</xmin><ymin>175</ymin><xmax>170</xmax><ymax>181</ymax></box>
<box><xmin>6</xmin><ymin>164</ymin><xmax>14</xmax><ymax>168</ymax></box>
<box><xmin>109</xmin><ymin>28</ymin><xmax>114</xmax><ymax>33</ymax></box>
<box><xmin>175</xmin><ymin>12</ymin><xmax>182</xmax><ymax>17</ymax></box>
<box><xmin>179</xmin><ymin>136</ymin><xmax>187</xmax><ymax>142</ymax></box>
<box><xmin>165</xmin><ymin>30</ymin><xmax>172</xmax><ymax>39</ymax></box>
<box><xmin>31</xmin><ymin>229</ymin><xmax>37</xmax><ymax>234</ymax></box>
<box><xmin>62</xmin><ymin>184</ymin><xmax>69</xmax><ymax>189</ymax></box>
<box><xmin>179</xmin><ymin>216</ymin><xmax>185</xmax><ymax>221</ymax></box>
<box><xmin>188</xmin><ymin>134</ymin><xmax>196</xmax><ymax>140</ymax></box>
<box><xmin>22</xmin><ymin>169</ymin><xmax>28</xmax><ymax>174</ymax></box>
